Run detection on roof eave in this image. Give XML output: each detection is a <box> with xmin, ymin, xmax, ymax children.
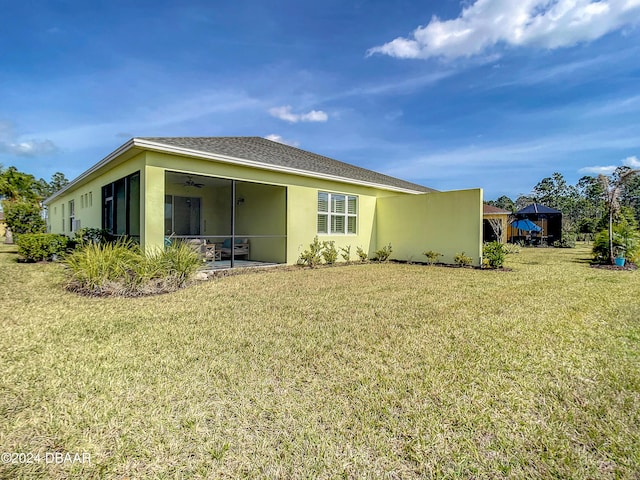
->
<box><xmin>44</xmin><ymin>138</ymin><xmax>138</xmax><ymax>204</ymax></box>
<box><xmin>135</xmin><ymin>139</ymin><xmax>430</xmax><ymax>194</ymax></box>
<box><xmin>44</xmin><ymin>137</ymin><xmax>431</xmax><ymax>204</ymax></box>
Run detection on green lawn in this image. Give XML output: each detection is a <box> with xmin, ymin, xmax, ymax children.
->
<box><xmin>1</xmin><ymin>243</ymin><xmax>639</xmax><ymax>479</ymax></box>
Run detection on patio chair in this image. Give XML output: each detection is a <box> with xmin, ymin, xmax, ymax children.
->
<box><xmin>217</xmin><ymin>238</ymin><xmax>250</xmax><ymax>259</ymax></box>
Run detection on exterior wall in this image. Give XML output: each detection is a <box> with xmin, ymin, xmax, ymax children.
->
<box><xmin>47</xmin><ymin>153</ymin><xmax>147</xmax><ymax>237</ymax></box>
<box><xmin>483</xmin><ymin>213</ymin><xmax>508</xmax><ymax>243</ymax></box>
<box><xmin>377</xmin><ymin>189</ymin><xmax>484</xmax><ymax>266</ymax></box>
<box><xmin>46</xmin><ymin>147</ymin><xmax>483</xmax><ymax>267</ymax></box>
<box><xmin>145</xmin><ymin>151</ymin><xmax>402</xmax><ymax>263</ymax></box>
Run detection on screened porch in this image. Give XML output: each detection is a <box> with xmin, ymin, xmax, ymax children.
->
<box><xmin>164</xmin><ymin>172</ymin><xmax>287</xmax><ymax>268</ymax></box>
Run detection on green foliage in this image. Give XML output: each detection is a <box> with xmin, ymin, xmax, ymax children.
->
<box><xmin>64</xmin><ymin>239</ymin><xmax>200</xmax><ymax>296</ymax></box>
<box><xmin>16</xmin><ymin>233</ymin><xmax>68</xmax><ymax>262</ymax></box>
<box><xmin>503</xmin><ymin>243</ymin><xmax>521</xmax><ymax>254</ymax></box>
<box><xmin>340</xmin><ymin>245</ymin><xmax>351</xmax><ymax>262</ymax></box>
<box><xmin>422</xmin><ymin>250</ymin><xmax>442</xmax><ymax>265</ymax></box>
<box><xmin>356</xmin><ymin>246</ymin><xmax>368</xmax><ymax>262</ymax></box>
<box><xmin>553</xmin><ymin>234</ymin><xmax>576</xmax><ymax>248</ymax></box>
<box><xmin>0</xmin><ymin>165</ymin><xmax>69</xmax><ymax>201</ymax></box>
<box><xmin>454</xmin><ymin>252</ymin><xmax>473</xmax><ymax>267</ymax></box>
<box><xmin>0</xmin><ymin>166</ymin><xmax>41</xmax><ymax>201</ymax></box>
<box><xmin>482</xmin><ymin>241</ymin><xmax>506</xmax><ymax>268</ymax></box>
<box><xmin>2</xmin><ymin>200</ymin><xmax>46</xmax><ymax>235</ymax></box>
<box><xmin>298</xmin><ymin>236</ymin><xmax>324</xmax><ymax>267</ymax></box>
<box><xmin>592</xmin><ymin>224</ymin><xmax>640</xmax><ymax>264</ymax></box>
<box><xmin>554</xmin><ymin>224</ymin><xmax>577</xmax><ymax>248</ymax></box>
<box><xmin>374</xmin><ymin>243</ymin><xmax>393</xmax><ymax>262</ymax></box>
<box><xmin>321</xmin><ymin>241</ymin><xmax>338</xmax><ymax>265</ymax></box>
<box><xmin>73</xmin><ymin>227</ymin><xmax>111</xmax><ymax>246</ymax></box>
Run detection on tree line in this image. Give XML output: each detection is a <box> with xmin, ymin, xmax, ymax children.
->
<box><xmin>0</xmin><ymin>165</ymin><xmax>70</xmax><ymax>238</ymax></box>
<box><xmin>486</xmin><ymin>167</ymin><xmax>640</xmax><ymax>236</ymax></box>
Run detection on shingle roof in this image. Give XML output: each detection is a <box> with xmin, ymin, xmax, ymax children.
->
<box><xmin>139</xmin><ymin>136</ymin><xmax>434</xmax><ymax>193</ymax></box>
<box><xmin>483</xmin><ymin>204</ymin><xmax>511</xmax><ymax>214</ymax></box>
<box><xmin>516</xmin><ymin>203</ymin><xmax>561</xmax><ymax>215</ymax></box>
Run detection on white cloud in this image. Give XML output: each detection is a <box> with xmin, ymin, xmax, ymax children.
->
<box><xmin>269</xmin><ymin>105</ymin><xmax>328</xmax><ymax>123</ymax></box>
<box><xmin>368</xmin><ymin>0</ymin><xmax>640</xmax><ymax>60</ymax></box>
<box><xmin>264</xmin><ymin>134</ymin><xmax>299</xmax><ymax>147</ymax></box>
<box><xmin>623</xmin><ymin>155</ymin><xmax>640</xmax><ymax>167</ymax></box>
<box><xmin>579</xmin><ymin>155</ymin><xmax>640</xmax><ymax>174</ymax></box>
<box><xmin>578</xmin><ymin>165</ymin><xmax>618</xmax><ymax>174</ymax></box>
<box><xmin>0</xmin><ymin>121</ymin><xmax>58</xmax><ymax>157</ymax></box>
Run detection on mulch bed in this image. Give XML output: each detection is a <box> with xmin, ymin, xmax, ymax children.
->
<box><xmin>590</xmin><ymin>262</ymin><xmax>637</xmax><ymax>271</ymax></box>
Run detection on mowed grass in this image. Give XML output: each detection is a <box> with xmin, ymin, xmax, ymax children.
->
<box><xmin>1</xmin><ymin>244</ymin><xmax>639</xmax><ymax>479</ymax></box>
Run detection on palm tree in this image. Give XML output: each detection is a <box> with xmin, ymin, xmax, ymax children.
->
<box><xmin>597</xmin><ymin>167</ymin><xmax>640</xmax><ymax>264</ymax></box>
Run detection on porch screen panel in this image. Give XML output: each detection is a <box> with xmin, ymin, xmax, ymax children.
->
<box><xmin>114</xmin><ymin>178</ymin><xmax>127</xmax><ymax>235</ymax></box>
<box><xmin>164</xmin><ymin>195</ymin><xmax>173</xmax><ymax>235</ymax></box>
<box><xmin>128</xmin><ymin>172</ymin><xmax>140</xmax><ymax>237</ymax></box>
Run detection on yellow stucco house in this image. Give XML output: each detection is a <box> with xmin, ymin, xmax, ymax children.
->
<box><xmin>44</xmin><ymin>137</ymin><xmax>483</xmax><ymax>266</ymax></box>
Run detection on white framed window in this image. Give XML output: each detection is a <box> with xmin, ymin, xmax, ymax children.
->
<box><xmin>69</xmin><ymin>200</ymin><xmax>75</xmax><ymax>232</ymax></box>
<box><xmin>317</xmin><ymin>191</ymin><xmax>357</xmax><ymax>234</ymax></box>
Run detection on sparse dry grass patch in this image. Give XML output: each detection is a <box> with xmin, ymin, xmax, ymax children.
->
<box><xmin>1</xmin><ymin>243</ymin><xmax>639</xmax><ymax>478</ymax></box>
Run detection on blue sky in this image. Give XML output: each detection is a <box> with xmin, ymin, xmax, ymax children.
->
<box><xmin>1</xmin><ymin>0</ymin><xmax>640</xmax><ymax>199</ymax></box>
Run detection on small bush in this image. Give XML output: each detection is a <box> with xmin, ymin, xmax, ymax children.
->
<box><xmin>422</xmin><ymin>250</ymin><xmax>442</xmax><ymax>265</ymax></box>
<box><xmin>454</xmin><ymin>252</ymin><xmax>473</xmax><ymax>267</ymax></box>
<box><xmin>64</xmin><ymin>239</ymin><xmax>200</xmax><ymax>296</ymax></box>
<box><xmin>356</xmin><ymin>246</ymin><xmax>368</xmax><ymax>262</ymax></box>
<box><xmin>2</xmin><ymin>200</ymin><xmax>46</xmax><ymax>235</ymax></box>
<box><xmin>556</xmin><ymin>224</ymin><xmax>577</xmax><ymax>248</ymax></box>
<box><xmin>483</xmin><ymin>241</ymin><xmax>506</xmax><ymax>268</ymax></box>
<box><xmin>321</xmin><ymin>241</ymin><xmax>338</xmax><ymax>265</ymax></box>
<box><xmin>592</xmin><ymin>225</ymin><xmax>640</xmax><ymax>264</ymax></box>
<box><xmin>340</xmin><ymin>245</ymin><xmax>351</xmax><ymax>262</ymax></box>
<box><xmin>374</xmin><ymin>243</ymin><xmax>393</xmax><ymax>262</ymax></box>
<box><xmin>298</xmin><ymin>236</ymin><xmax>323</xmax><ymax>267</ymax></box>
<box><xmin>16</xmin><ymin>233</ymin><xmax>68</xmax><ymax>262</ymax></box>
<box><xmin>73</xmin><ymin>227</ymin><xmax>111</xmax><ymax>246</ymax></box>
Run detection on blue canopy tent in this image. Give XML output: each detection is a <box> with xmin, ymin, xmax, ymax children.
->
<box><xmin>512</xmin><ymin>203</ymin><xmax>562</xmax><ymax>245</ymax></box>
<box><xmin>511</xmin><ymin>219</ymin><xmax>542</xmax><ymax>232</ymax></box>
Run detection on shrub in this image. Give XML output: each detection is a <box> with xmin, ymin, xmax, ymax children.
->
<box><xmin>298</xmin><ymin>236</ymin><xmax>323</xmax><ymax>267</ymax></box>
<box><xmin>356</xmin><ymin>246</ymin><xmax>368</xmax><ymax>262</ymax></box>
<box><xmin>321</xmin><ymin>241</ymin><xmax>338</xmax><ymax>265</ymax></box>
<box><xmin>16</xmin><ymin>233</ymin><xmax>68</xmax><ymax>262</ymax></box>
<box><xmin>374</xmin><ymin>243</ymin><xmax>393</xmax><ymax>262</ymax></box>
<box><xmin>340</xmin><ymin>245</ymin><xmax>351</xmax><ymax>262</ymax></box>
<box><xmin>592</xmin><ymin>225</ymin><xmax>640</xmax><ymax>264</ymax></box>
<box><xmin>2</xmin><ymin>200</ymin><xmax>46</xmax><ymax>235</ymax></box>
<box><xmin>64</xmin><ymin>239</ymin><xmax>200</xmax><ymax>296</ymax></box>
<box><xmin>73</xmin><ymin>227</ymin><xmax>111</xmax><ymax>246</ymax></box>
<box><xmin>554</xmin><ymin>225</ymin><xmax>577</xmax><ymax>248</ymax></box>
<box><xmin>454</xmin><ymin>252</ymin><xmax>473</xmax><ymax>267</ymax></box>
<box><xmin>553</xmin><ymin>235</ymin><xmax>576</xmax><ymax>248</ymax></box>
<box><xmin>422</xmin><ymin>250</ymin><xmax>442</xmax><ymax>265</ymax></box>
<box><xmin>483</xmin><ymin>241</ymin><xmax>506</xmax><ymax>268</ymax></box>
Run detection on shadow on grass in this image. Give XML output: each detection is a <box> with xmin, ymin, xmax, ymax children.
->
<box><xmin>573</xmin><ymin>257</ymin><xmax>593</xmax><ymax>264</ymax></box>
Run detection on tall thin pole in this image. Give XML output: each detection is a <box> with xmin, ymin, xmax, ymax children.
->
<box><xmin>230</xmin><ymin>180</ymin><xmax>236</xmax><ymax>268</ymax></box>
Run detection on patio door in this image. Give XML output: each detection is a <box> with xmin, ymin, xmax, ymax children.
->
<box><xmin>165</xmin><ymin>195</ymin><xmax>201</xmax><ymax>235</ymax></box>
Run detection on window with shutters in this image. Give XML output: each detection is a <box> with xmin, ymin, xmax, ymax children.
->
<box><xmin>317</xmin><ymin>191</ymin><xmax>357</xmax><ymax>234</ymax></box>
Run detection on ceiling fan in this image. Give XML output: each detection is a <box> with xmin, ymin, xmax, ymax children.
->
<box><xmin>183</xmin><ymin>176</ymin><xmax>204</xmax><ymax>188</ymax></box>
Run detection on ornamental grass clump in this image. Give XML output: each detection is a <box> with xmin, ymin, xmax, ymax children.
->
<box><xmin>64</xmin><ymin>239</ymin><xmax>200</xmax><ymax>296</ymax></box>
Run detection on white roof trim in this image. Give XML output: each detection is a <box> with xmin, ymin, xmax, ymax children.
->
<box><xmin>45</xmin><ymin>138</ymin><xmax>427</xmax><ymax>203</ymax></box>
